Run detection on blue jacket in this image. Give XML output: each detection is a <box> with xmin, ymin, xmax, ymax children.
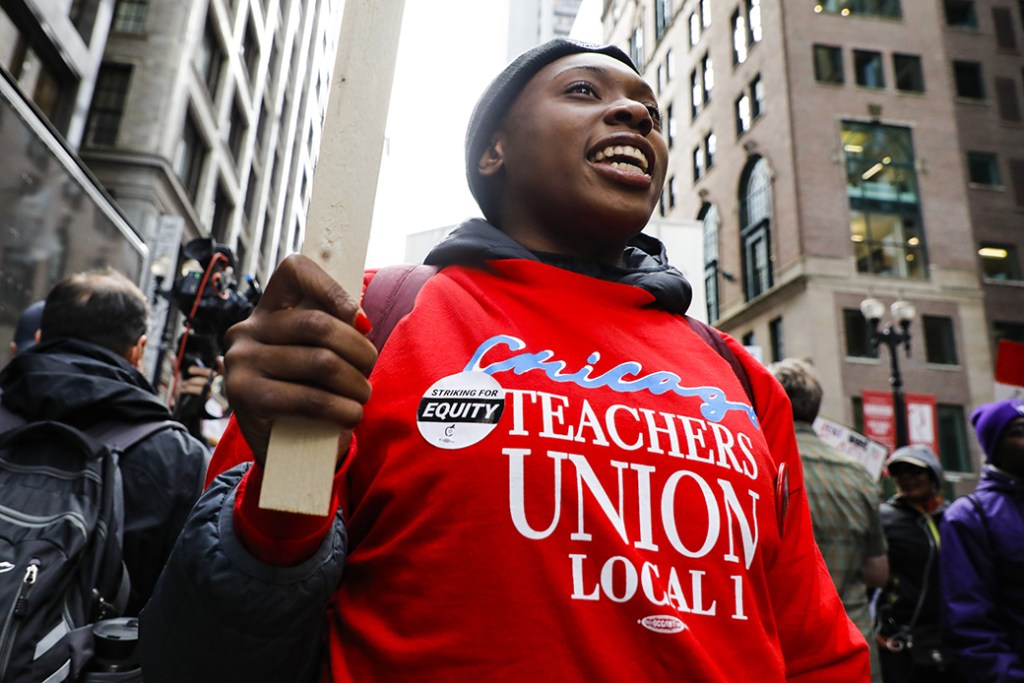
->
<box><xmin>940</xmin><ymin>467</ymin><xmax>1024</xmax><ymax>682</ymax></box>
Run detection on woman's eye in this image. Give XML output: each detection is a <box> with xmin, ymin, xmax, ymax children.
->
<box><xmin>646</xmin><ymin>104</ymin><xmax>663</xmax><ymax>124</ymax></box>
<box><xmin>566</xmin><ymin>81</ymin><xmax>598</xmax><ymax>97</ymax></box>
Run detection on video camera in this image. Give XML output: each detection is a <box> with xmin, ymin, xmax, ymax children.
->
<box><xmin>169</xmin><ymin>237</ymin><xmax>261</xmax><ymax>435</ymax></box>
<box><xmin>170</xmin><ymin>237</ymin><xmax>261</xmax><ymax>368</ymax></box>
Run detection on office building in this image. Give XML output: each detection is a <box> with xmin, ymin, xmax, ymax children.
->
<box><xmin>603</xmin><ymin>0</ymin><xmax>1024</xmax><ymax>481</ymax></box>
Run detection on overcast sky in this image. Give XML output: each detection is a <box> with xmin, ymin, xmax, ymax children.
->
<box><xmin>365</xmin><ymin>0</ymin><xmax>602</xmax><ymax>267</ymax></box>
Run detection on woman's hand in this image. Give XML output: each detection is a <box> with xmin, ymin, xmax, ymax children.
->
<box><xmin>223</xmin><ymin>254</ymin><xmax>377</xmax><ymax>467</ymax></box>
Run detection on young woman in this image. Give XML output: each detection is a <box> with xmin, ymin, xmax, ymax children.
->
<box><xmin>140</xmin><ymin>39</ymin><xmax>868</xmax><ymax>682</ymax></box>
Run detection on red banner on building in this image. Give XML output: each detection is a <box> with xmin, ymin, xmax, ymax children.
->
<box><xmin>862</xmin><ymin>390</ymin><xmax>938</xmax><ymax>455</ymax></box>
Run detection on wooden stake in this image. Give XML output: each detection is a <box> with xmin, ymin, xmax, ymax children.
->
<box><xmin>259</xmin><ymin>0</ymin><xmax>406</xmax><ymax>515</ymax></box>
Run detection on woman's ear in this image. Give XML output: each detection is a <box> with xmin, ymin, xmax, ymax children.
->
<box><xmin>477</xmin><ymin>134</ymin><xmax>505</xmax><ymax>178</ymax></box>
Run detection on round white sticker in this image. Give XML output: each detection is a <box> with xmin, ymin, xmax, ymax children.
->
<box><xmin>417</xmin><ymin>371</ymin><xmax>505</xmax><ymax>450</ymax></box>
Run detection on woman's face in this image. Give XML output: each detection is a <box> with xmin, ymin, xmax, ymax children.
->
<box><xmin>480</xmin><ymin>52</ymin><xmax>669</xmax><ymax>265</ymax></box>
<box><xmin>994</xmin><ymin>416</ymin><xmax>1024</xmax><ymax>478</ymax></box>
<box><xmin>890</xmin><ymin>464</ymin><xmax>935</xmax><ymax>504</ymax></box>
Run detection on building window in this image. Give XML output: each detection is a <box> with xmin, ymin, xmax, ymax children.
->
<box><xmin>655</xmin><ymin>0</ymin><xmax>673</xmax><ymax>40</ymax></box>
<box><xmin>705</xmin><ymin>131</ymin><xmax>717</xmax><ymax>170</ymax></box>
<box><xmin>1010</xmin><ymin>159</ymin><xmax>1024</xmax><ymax>206</ymax></box>
<box><xmin>953</xmin><ymin>60</ymin><xmax>985</xmax><ymax>99</ymax></box>
<box><xmin>813</xmin><ymin>45</ymin><xmax>844</xmax><ymax>84</ymax></box>
<box><xmin>944</xmin><ymin>0</ymin><xmax>978</xmax><ymax>27</ymax></box>
<box><xmin>995</xmin><ymin>320</ymin><xmax>1024</xmax><ymax>344</ymax></box>
<box><xmin>815</xmin><ymin>0</ymin><xmax>901</xmax><ymax>18</ymax></box>
<box><xmin>84</xmin><ymin>64</ymin><xmax>132</xmax><ymax>147</ymax></box>
<box><xmin>978</xmin><ymin>244</ymin><xmax>1022</xmax><ymax>281</ymax></box>
<box><xmin>174</xmin><ymin>112</ymin><xmax>207</xmax><ymax>201</ymax></box>
<box><xmin>994</xmin><ymin>7</ymin><xmax>1018</xmax><ymax>49</ymax></box>
<box><xmin>629</xmin><ymin>24</ymin><xmax>645</xmax><ymax>68</ymax></box>
<box><xmin>211</xmin><ymin>182</ymin><xmax>234</xmax><ymax>244</ymax></box>
<box><xmin>693</xmin><ymin>145</ymin><xmax>705</xmax><ymax>182</ymax></box>
<box><xmin>741</xmin><ymin>331</ymin><xmax>755</xmax><ymax>347</ymax></box>
<box><xmin>701</xmin><ymin>0</ymin><xmax>711</xmax><ymax>27</ymax></box>
<box><xmin>893</xmin><ymin>54</ymin><xmax>925</xmax><ymax>92</ymax></box>
<box><xmin>242</xmin><ymin>17</ymin><xmax>260</xmax><ymax>82</ymax></box>
<box><xmin>995</xmin><ymin>78</ymin><xmax>1022</xmax><ymax>121</ymax></box>
<box><xmin>842</xmin><ymin>120</ymin><xmax>927</xmax><ymax>279</ymax></box>
<box><xmin>936</xmin><ymin>404</ymin><xmax>971</xmax><ymax>472</ymax></box>
<box><xmin>666</xmin><ymin>48</ymin><xmax>675</xmax><ymax>81</ymax></box>
<box><xmin>666</xmin><ymin>103</ymin><xmax>676</xmax><ymax>148</ymax></box>
<box><xmin>667</xmin><ymin>175</ymin><xmax>677</xmax><ymax>208</ymax></box>
<box><xmin>689</xmin><ymin>10</ymin><xmax>701</xmax><ymax>46</ymax></box>
<box><xmin>967</xmin><ymin>152</ymin><xmax>1002</xmax><ymax>186</ymax></box>
<box><xmin>691</xmin><ymin>68</ymin><xmax>704</xmax><ymax>118</ymax></box>
<box><xmin>923</xmin><ymin>315</ymin><xmax>959</xmax><ymax>365</ymax></box>
<box><xmin>747</xmin><ymin>0</ymin><xmax>762</xmax><ymax>43</ymax></box>
<box><xmin>196</xmin><ymin>18</ymin><xmax>224</xmax><ymax>98</ymax></box>
<box><xmin>228</xmin><ymin>98</ymin><xmax>247</xmax><ymax>164</ymax></box>
<box><xmin>769</xmin><ymin>317</ymin><xmax>784</xmax><ymax>362</ymax></box>
<box><xmin>853</xmin><ymin>50</ymin><xmax>884</xmax><ymax>88</ymax></box>
<box><xmin>700</xmin><ymin>53</ymin><xmax>714</xmax><ymax>103</ymax></box>
<box><xmin>732</xmin><ymin>10</ymin><xmax>748</xmax><ymax>65</ymax></box>
<box><xmin>701</xmin><ymin>203</ymin><xmax>720</xmax><ymax>322</ymax></box>
<box><xmin>736</xmin><ymin>93</ymin><xmax>751</xmax><ymax>135</ymax></box>
<box><xmin>740</xmin><ymin>157</ymin><xmax>773</xmax><ymax>301</ymax></box>
<box><xmin>112</xmin><ymin>0</ymin><xmax>148</xmax><ymax>33</ymax></box>
<box><xmin>751</xmin><ymin>75</ymin><xmax>764</xmax><ymax>118</ymax></box>
<box><xmin>843</xmin><ymin>308</ymin><xmax>879</xmax><ymax>358</ymax></box>
<box><xmin>70</xmin><ymin>0</ymin><xmax>106</xmax><ymax>40</ymax></box>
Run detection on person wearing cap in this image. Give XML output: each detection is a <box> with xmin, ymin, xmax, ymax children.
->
<box><xmin>140</xmin><ymin>40</ymin><xmax>868</xmax><ymax>681</ymax></box>
<box><xmin>875</xmin><ymin>445</ymin><xmax>966</xmax><ymax>682</ymax></box>
<box><xmin>939</xmin><ymin>399</ymin><xmax>1024</xmax><ymax>682</ymax></box>
<box><xmin>8</xmin><ymin>299</ymin><xmax>44</xmax><ymax>357</ymax></box>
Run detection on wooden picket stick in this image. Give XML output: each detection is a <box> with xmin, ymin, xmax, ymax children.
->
<box><xmin>259</xmin><ymin>0</ymin><xmax>406</xmax><ymax>514</ymax></box>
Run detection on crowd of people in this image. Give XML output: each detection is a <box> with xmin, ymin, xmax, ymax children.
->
<box><xmin>1</xmin><ymin>38</ymin><xmax>1021</xmax><ymax>682</ymax></box>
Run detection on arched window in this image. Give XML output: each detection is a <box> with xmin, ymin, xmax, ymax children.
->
<box><xmin>700</xmin><ymin>203</ymin><xmax>720</xmax><ymax>322</ymax></box>
<box><xmin>739</xmin><ymin>156</ymin><xmax>773</xmax><ymax>301</ymax></box>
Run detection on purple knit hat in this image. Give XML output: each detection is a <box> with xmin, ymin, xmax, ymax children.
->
<box><xmin>970</xmin><ymin>399</ymin><xmax>1024</xmax><ymax>461</ymax></box>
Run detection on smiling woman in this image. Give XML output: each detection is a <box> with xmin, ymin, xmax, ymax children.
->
<box><xmin>140</xmin><ymin>39</ymin><xmax>869</xmax><ymax>683</ymax></box>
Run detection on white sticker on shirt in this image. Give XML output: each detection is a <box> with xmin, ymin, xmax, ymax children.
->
<box><xmin>417</xmin><ymin>371</ymin><xmax>505</xmax><ymax>450</ymax></box>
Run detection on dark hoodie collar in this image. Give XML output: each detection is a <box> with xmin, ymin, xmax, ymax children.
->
<box><xmin>424</xmin><ymin>219</ymin><xmax>693</xmax><ymax>314</ymax></box>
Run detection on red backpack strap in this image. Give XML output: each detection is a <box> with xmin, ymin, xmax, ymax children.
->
<box><xmin>362</xmin><ymin>264</ymin><xmax>439</xmax><ymax>353</ymax></box>
<box><xmin>686</xmin><ymin>317</ymin><xmax>756</xmax><ymax>411</ymax></box>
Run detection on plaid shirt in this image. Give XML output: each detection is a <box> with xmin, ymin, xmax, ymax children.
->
<box><xmin>795</xmin><ymin>422</ymin><xmax>887</xmax><ymax>642</ymax></box>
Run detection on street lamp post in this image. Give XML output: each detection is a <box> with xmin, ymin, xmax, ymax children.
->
<box><xmin>860</xmin><ymin>297</ymin><xmax>916</xmax><ymax>449</ymax></box>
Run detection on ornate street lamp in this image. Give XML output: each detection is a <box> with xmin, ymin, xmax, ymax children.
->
<box><xmin>860</xmin><ymin>297</ymin><xmax>916</xmax><ymax>448</ymax></box>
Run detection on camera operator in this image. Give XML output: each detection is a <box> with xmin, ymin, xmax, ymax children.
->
<box><xmin>166</xmin><ymin>237</ymin><xmax>259</xmax><ymax>447</ymax></box>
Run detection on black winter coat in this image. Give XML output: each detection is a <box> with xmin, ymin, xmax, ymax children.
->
<box><xmin>0</xmin><ymin>338</ymin><xmax>209</xmax><ymax>614</ymax></box>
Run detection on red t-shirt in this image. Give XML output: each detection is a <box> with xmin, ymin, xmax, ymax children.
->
<box><xmin>213</xmin><ymin>259</ymin><xmax>868</xmax><ymax>681</ymax></box>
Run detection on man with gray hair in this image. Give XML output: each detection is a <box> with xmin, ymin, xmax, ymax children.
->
<box><xmin>769</xmin><ymin>357</ymin><xmax>889</xmax><ymax>682</ymax></box>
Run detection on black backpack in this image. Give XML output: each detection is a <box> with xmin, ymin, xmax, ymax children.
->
<box><xmin>0</xmin><ymin>407</ymin><xmax>180</xmax><ymax>682</ymax></box>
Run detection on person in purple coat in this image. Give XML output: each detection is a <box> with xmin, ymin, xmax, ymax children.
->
<box><xmin>940</xmin><ymin>399</ymin><xmax>1024</xmax><ymax>682</ymax></box>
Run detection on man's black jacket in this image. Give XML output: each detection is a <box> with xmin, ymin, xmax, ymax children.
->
<box><xmin>0</xmin><ymin>337</ymin><xmax>209</xmax><ymax>614</ymax></box>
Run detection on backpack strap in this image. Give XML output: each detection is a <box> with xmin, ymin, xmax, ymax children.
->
<box><xmin>359</xmin><ymin>265</ymin><xmax>756</xmax><ymax>411</ymax></box>
<box><xmin>85</xmin><ymin>419</ymin><xmax>186</xmax><ymax>455</ymax></box>
<box><xmin>686</xmin><ymin>317</ymin><xmax>757</xmax><ymax>411</ymax></box>
<box><xmin>81</xmin><ymin>418</ymin><xmax>186</xmax><ymax>618</ymax></box>
<box><xmin>363</xmin><ymin>264</ymin><xmax>439</xmax><ymax>353</ymax></box>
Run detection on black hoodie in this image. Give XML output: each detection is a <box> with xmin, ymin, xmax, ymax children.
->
<box><xmin>0</xmin><ymin>338</ymin><xmax>209</xmax><ymax>615</ymax></box>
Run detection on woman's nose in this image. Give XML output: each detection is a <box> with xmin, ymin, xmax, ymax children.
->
<box><xmin>607</xmin><ymin>100</ymin><xmax>654</xmax><ymax>135</ymax></box>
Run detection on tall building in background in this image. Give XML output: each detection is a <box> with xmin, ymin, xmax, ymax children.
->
<box><xmin>0</xmin><ymin>0</ymin><xmax>145</xmax><ymax>340</ymax></box>
<box><xmin>82</xmin><ymin>0</ymin><xmax>342</xmax><ymax>288</ymax></box>
<box><xmin>508</xmin><ymin>0</ymin><xmax>585</xmax><ymax>60</ymax></box>
<box><xmin>1</xmin><ymin>0</ymin><xmax>343</xmax><ymax>384</ymax></box>
<box><xmin>604</xmin><ymin>0</ymin><xmax>1024</xmax><ymax>485</ymax></box>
